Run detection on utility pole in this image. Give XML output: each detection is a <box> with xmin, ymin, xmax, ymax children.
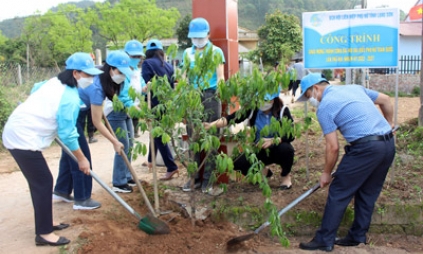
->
<box><xmin>419</xmin><ymin>12</ymin><xmax>423</xmax><ymax>126</ymax></box>
<box><xmin>360</xmin><ymin>0</ymin><xmax>367</xmax><ymax>86</ymax></box>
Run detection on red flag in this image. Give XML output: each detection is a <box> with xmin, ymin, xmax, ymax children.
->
<box><xmin>409</xmin><ymin>4</ymin><xmax>423</xmax><ymax>20</ymax></box>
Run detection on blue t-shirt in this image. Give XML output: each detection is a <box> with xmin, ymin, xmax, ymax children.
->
<box><xmin>182</xmin><ymin>42</ymin><xmax>225</xmax><ymax>90</ymax></box>
<box><xmin>317</xmin><ymin>85</ymin><xmax>391</xmax><ymax>142</ymax></box>
<box><xmin>79</xmin><ymin>75</ymin><xmax>133</xmax><ymax>111</ymax></box>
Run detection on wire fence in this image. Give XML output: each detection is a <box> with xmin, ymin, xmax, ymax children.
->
<box><xmin>1</xmin><ymin>55</ymin><xmax>421</xmax><ymax>87</ymax></box>
<box><xmin>0</xmin><ymin>62</ymin><xmax>60</xmax><ymax>87</ymax></box>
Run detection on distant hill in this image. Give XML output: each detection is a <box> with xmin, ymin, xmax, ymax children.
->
<box><xmin>0</xmin><ymin>0</ymin><xmax>97</xmax><ymax>38</ymax></box>
<box><xmin>0</xmin><ymin>0</ymin><xmax>368</xmax><ymax>39</ymax></box>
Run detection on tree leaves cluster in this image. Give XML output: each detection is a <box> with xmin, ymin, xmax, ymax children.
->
<box><xmin>250</xmin><ymin>10</ymin><xmax>303</xmax><ymax>67</ymax></box>
<box><xmin>122</xmin><ymin>44</ymin><xmax>308</xmax><ymax>245</ymax></box>
<box><xmin>1</xmin><ymin>0</ymin><xmax>180</xmax><ymax>67</ymax></box>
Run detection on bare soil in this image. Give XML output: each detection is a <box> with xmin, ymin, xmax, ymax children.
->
<box><xmin>0</xmin><ymin>96</ymin><xmax>422</xmax><ymax>254</ymax></box>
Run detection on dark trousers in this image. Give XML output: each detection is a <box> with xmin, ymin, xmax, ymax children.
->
<box><xmin>234</xmin><ymin>142</ymin><xmax>295</xmax><ymax>176</ymax></box>
<box><xmin>147</xmin><ymin>137</ymin><xmax>178</xmax><ymax>173</ymax></box>
<box><xmin>314</xmin><ymin>138</ymin><xmax>396</xmax><ymax>246</ymax></box>
<box><xmin>85</xmin><ymin>108</ymin><xmax>96</xmax><ymax>138</ymax></box>
<box><xmin>9</xmin><ymin>149</ymin><xmax>53</xmax><ymax>235</ymax></box>
<box><xmin>132</xmin><ymin>118</ymin><xmax>139</xmax><ymax>135</ymax></box>
<box><xmin>55</xmin><ymin>110</ymin><xmax>93</xmax><ymax>201</ymax></box>
<box><xmin>186</xmin><ymin>89</ymin><xmax>221</xmax><ymax>181</ymax></box>
<box><xmin>292</xmin><ymin>80</ymin><xmax>300</xmax><ymax>96</ymax></box>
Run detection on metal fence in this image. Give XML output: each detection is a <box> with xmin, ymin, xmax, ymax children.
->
<box><xmin>0</xmin><ymin>62</ymin><xmax>60</xmax><ymax>87</ymax></box>
<box><xmin>369</xmin><ymin>55</ymin><xmax>421</xmax><ymax>75</ymax></box>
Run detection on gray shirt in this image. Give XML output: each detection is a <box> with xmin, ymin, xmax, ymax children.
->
<box><xmin>293</xmin><ymin>62</ymin><xmax>305</xmax><ymax>80</ymax></box>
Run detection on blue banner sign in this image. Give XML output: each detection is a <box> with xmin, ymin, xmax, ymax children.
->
<box><xmin>303</xmin><ymin>8</ymin><xmax>399</xmax><ymax>68</ymax></box>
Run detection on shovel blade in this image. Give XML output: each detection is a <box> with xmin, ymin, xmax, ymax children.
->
<box><xmin>138</xmin><ymin>214</ymin><xmax>170</xmax><ymax>235</ymax></box>
<box><xmin>226</xmin><ymin>233</ymin><xmax>255</xmax><ymax>247</ymax></box>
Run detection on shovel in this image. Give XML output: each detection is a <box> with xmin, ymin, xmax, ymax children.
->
<box><xmin>55</xmin><ymin>138</ymin><xmax>170</xmax><ymax>235</ymax></box>
<box><xmin>227</xmin><ymin>181</ymin><xmax>322</xmax><ymax>247</ymax></box>
<box><xmin>102</xmin><ymin>114</ymin><xmax>158</xmax><ymax>217</ymax></box>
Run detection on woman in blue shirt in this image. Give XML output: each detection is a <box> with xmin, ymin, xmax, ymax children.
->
<box><xmin>2</xmin><ymin>52</ymin><xmax>102</xmax><ymax>246</ymax></box>
<box><xmin>141</xmin><ymin>39</ymin><xmax>179</xmax><ymax>180</ymax></box>
<box><xmin>204</xmin><ymin>90</ymin><xmax>295</xmax><ymax>189</ymax></box>
<box><xmin>54</xmin><ymin>51</ymin><xmax>134</xmax><ymax>208</ymax></box>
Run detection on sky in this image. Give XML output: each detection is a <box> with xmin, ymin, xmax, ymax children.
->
<box><xmin>0</xmin><ymin>0</ymin><xmax>420</xmax><ymax>22</ymax></box>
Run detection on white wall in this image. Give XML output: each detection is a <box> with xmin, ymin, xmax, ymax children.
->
<box><xmin>399</xmin><ymin>36</ymin><xmax>421</xmax><ymax>56</ymax></box>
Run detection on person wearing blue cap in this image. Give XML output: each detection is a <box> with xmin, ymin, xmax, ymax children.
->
<box><xmin>123</xmin><ymin>39</ymin><xmax>146</xmax><ymax>138</ymax></box>
<box><xmin>203</xmin><ymin>88</ymin><xmax>295</xmax><ymax>189</ymax></box>
<box><xmin>297</xmin><ymin>73</ymin><xmax>395</xmax><ymax>251</ymax></box>
<box><xmin>181</xmin><ymin>17</ymin><xmax>226</xmax><ymax>193</ymax></box>
<box><xmin>2</xmin><ymin>52</ymin><xmax>102</xmax><ymax>246</ymax></box>
<box><xmin>101</xmin><ymin>40</ymin><xmax>147</xmax><ymax>191</ymax></box>
<box><xmin>55</xmin><ymin>50</ymin><xmax>135</xmax><ymax>208</ymax></box>
<box><xmin>141</xmin><ymin>39</ymin><xmax>179</xmax><ymax>181</ymax></box>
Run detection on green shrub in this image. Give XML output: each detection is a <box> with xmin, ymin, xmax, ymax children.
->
<box><xmin>411</xmin><ymin>86</ymin><xmax>420</xmax><ymax>97</ymax></box>
<box><xmin>322</xmin><ymin>69</ymin><xmax>333</xmax><ymax>80</ymax></box>
<box><xmin>0</xmin><ymin>89</ymin><xmax>13</xmax><ymax>148</ymax></box>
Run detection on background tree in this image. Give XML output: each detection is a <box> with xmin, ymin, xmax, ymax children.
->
<box><xmin>89</xmin><ymin>0</ymin><xmax>180</xmax><ymax>49</ymax></box>
<box><xmin>175</xmin><ymin>14</ymin><xmax>192</xmax><ymax>49</ymax></box>
<box><xmin>252</xmin><ymin>11</ymin><xmax>302</xmax><ymax>66</ymax></box>
<box><xmin>22</xmin><ymin>5</ymin><xmax>93</xmax><ymax>68</ymax></box>
<box><xmin>0</xmin><ymin>38</ymin><xmax>26</xmax><ymax>63</ymax></box>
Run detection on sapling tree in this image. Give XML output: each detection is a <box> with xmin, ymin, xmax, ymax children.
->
<box><xmin>121</xmin><ymin>44</ymin><xmax>309</xmax><ymax>245</ymax></box>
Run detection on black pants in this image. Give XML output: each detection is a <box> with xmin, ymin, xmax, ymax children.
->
<box><xmin>292</xmin><ymin>80</ymin><xmax>301</xmax><ymax>97</ymax></box>
<box><xmin>9</xmin><ymin>149</ymin><xmax>53</xmax><ymax>235</ymax></box>
<box><xmin>313</xmin><ymin>138</ymin><xmax>395</xmax><ymax>246</ymax></box>
<box><xmin>85</xmin><ymin>108</ymin><xmax>96</xmax><ymax>138</ymax></box>
<box><xmin>186</xmin><ymin>89</ymin><xmax>221</xmax><ymax>181</ymax></box>
<box><xmin>234</xmin><ymin>142</ymin><xmax>295</xmax><ymax>177</ymax></box>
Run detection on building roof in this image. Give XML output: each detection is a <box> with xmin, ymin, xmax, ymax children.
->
<box><xmin>400</xmin><ymin>22</ymin><xmax>422</xmax><ymax>36</ymax></box>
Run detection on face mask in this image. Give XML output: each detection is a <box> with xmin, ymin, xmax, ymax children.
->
<box><xmin>77</xmin><ymin>77</ymin><xmax>94</xmax><ymax>89</ymax></box>
<box><xmin>111</xmin><ymin>70</ymin><xmax>126</xmax><ymax>84</ymax></box>
<box><xmin>129</xmin><ymin>58</ymin><xmax>140</xmax><ymax>69</ymax></box>
<box><xmin>192</xmin><ymin>38</ymin><xmax>209</xmax><ymax>48</ymax></box>
<box><xmin>259</xmin><ymin>101</ymin><xmax>273</xmax><ymax>111</ymax></box>
<box><xmin>309</xmin><ymin>88</ymin><xmax>320</xmax><ymax>108</ymax></box>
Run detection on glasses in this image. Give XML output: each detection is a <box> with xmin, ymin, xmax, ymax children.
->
<box><xmin>131</xmin><ymin>55</ymin><xmax>142</xmax><ymax>59</ymax></box>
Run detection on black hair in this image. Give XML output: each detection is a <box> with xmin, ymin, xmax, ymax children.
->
<box><xmin>271</xmin><ymin>97</ymin><xmax>283</xmax><ymax>118</ymax></box>
<box><xmin>145</xmin><ymin>49</ymin><xmax>165</xmax><ymax>66</ymax></box>
<box><xmin>99</xmin><ymin>63</ymin><xmax>122</xmax><ymax>100</ymax></box>
<box><xmin>57</xmin><ymin>69</ymin><xmax>78</xmax><ymax>88</ymax></box>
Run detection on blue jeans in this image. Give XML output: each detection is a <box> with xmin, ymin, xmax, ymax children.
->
<box><xmin>54</xmin><ymin>110</ymin><xmax>93</xmax><ymax>201</ymax></box>
<box><xmin>107</xmin><ymin>111</ymin><xmax>134</xmax><ymax>186</ymax></box>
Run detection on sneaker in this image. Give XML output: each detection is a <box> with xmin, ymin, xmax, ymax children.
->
<box><xmin>201</xmin><ymin>179</ymin><xmax>212</xmax><ymax>194</ymax></box>
<box><xmin>127</xmin><ymin>179</ymin><xmax>136</xmax><ymax>187</ymax></box>
<box><xmin>53</xmin><ymin>191</ymin><xmax>74</xmax><ymax>203</ymax></box>
<box><xmin>88</xmin><ymin>137</ymin><xmax>98</xmax><ymax>143</ymax></box>
<box><xmin>112</xmin><ymin>184</ymin><xmax>133</xmax><ymax>193</ymax></box>
<box><xmin>73</xmin><ymin>198</ymin><xmax>101</xmax><ymax>210</ymax></box>
<box><xmin>182</xmin><ymin>179</ymin><xmax>201</xmax><ymax>192</ymax></box>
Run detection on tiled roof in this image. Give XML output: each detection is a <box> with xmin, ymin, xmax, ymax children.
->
<box><xmin>400</xmin><ymin>22</ymin><xmax>422</xmax><ymax>36</ymax></box>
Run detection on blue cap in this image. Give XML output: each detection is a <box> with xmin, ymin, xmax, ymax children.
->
<box><xmin>106</xmin><ymin>50</ymin><xmax>133</xmax><ymax>78</ymax></box>
<box><xmin>146</xmin><ymin>39</ymin><xmax>163</xmax><ymax>50</ymax></box>
<box><xmin>264</xmin><ymin>87</ymin><xmax>281</xmax><ymax>101</ymax></box>
<box><xmin>65</xmin><ymin>52</ymin><xmax>103</xmax><ymax>75</ymax></box>
<box><xmin>296</xmin><ymin>73</ymin><xmax>328</xmax><ymax>102</ymax></box>
<box><xmin>188</xmin><ymin>18</ymin><xmax>210</xmax><ymax>38</ymax></box>
<box><xmin>124</xmin><ymin>40</ymin><xmax>145</xmax><ymax>56</ymax></box>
